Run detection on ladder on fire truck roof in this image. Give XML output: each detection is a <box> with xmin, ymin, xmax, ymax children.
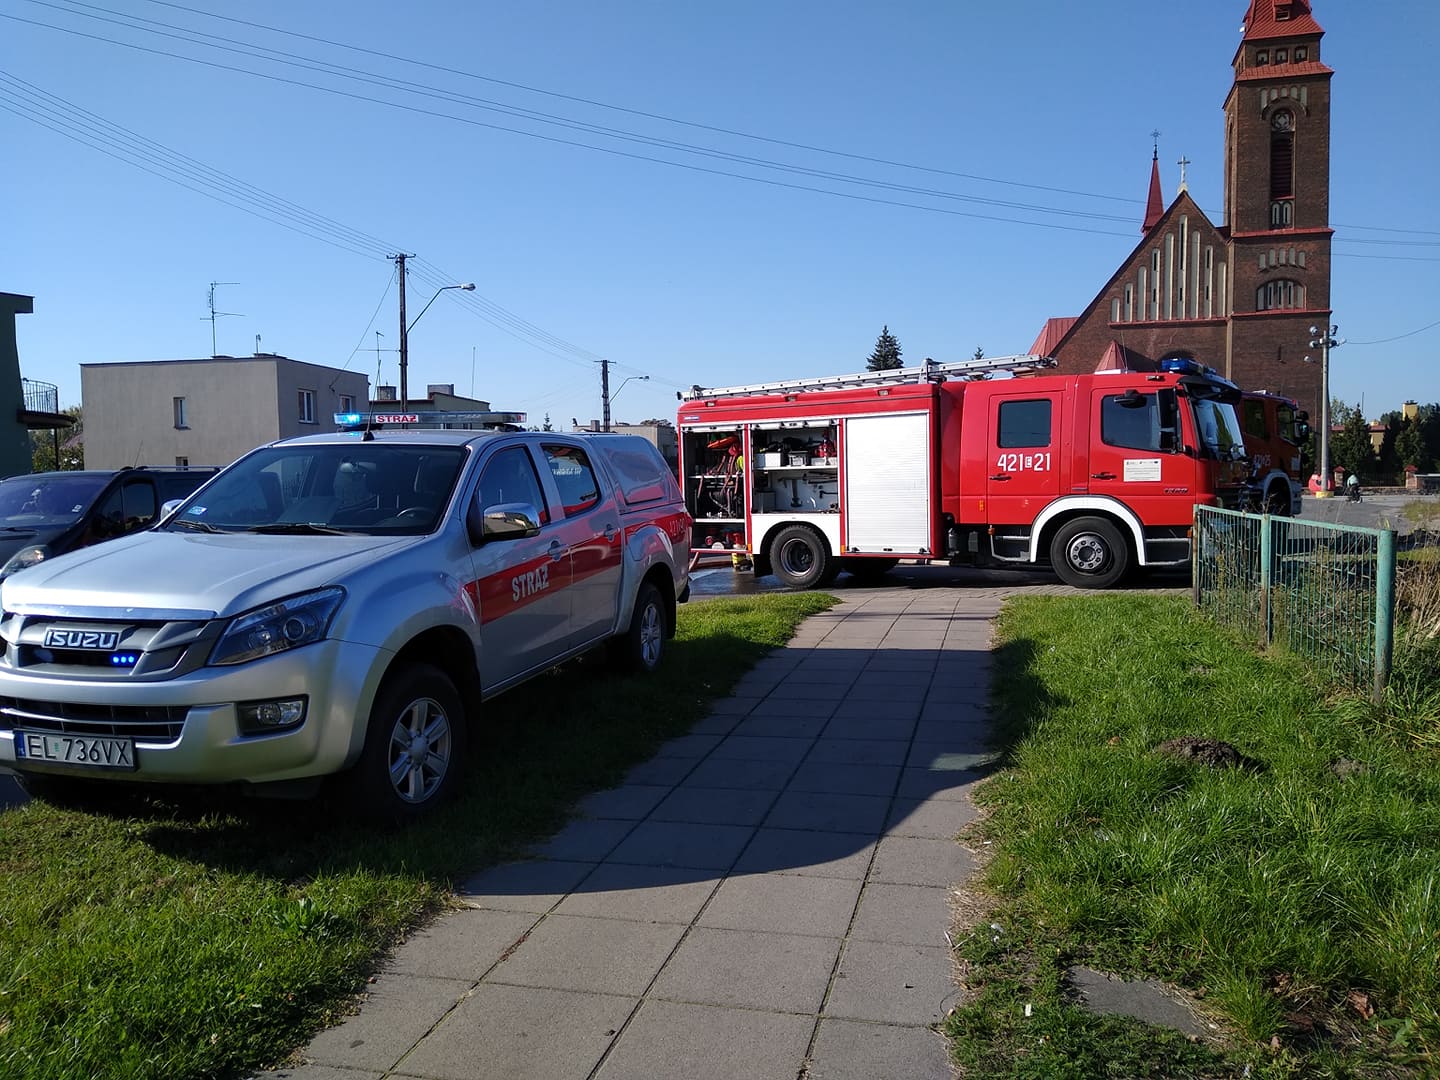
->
<box><xmin>680</xmin><ymin>353</ymin><xmax>1057</xmax><ymax>401</ymax></box>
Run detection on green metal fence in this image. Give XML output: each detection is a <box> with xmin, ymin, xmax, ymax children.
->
<box><xmin>1193</xmin><ymin>506</ymin><xmax>1397</xmax><ymax>702</ymax></box>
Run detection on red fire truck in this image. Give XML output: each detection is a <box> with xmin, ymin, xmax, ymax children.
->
<box><xmin>1237</xmin><ymin>390</ymin><xmax>1310</xmax><ymax>515</ymax></box>
<box><xmin>678</xmin><ymin>355</ymin><xmax>1250</xmax><ymax>589</ymax></box>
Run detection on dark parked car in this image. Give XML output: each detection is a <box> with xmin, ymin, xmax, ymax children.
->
<box><xmin>0</xmin><ymin>467</ymin><xmax>219</xmax><ymax>582</ymax></box>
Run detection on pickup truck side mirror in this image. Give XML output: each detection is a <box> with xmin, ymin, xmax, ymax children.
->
<box><xmin>468</xmin><ymin>501</ymin><xmax>542</xmax><ymax>545</ymax></box>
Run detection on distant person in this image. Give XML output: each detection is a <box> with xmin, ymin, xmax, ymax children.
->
<box><xmin>1345</xmin><ymin>472</ymin><xmax>1361</xmax><ymax>502</ymax></box>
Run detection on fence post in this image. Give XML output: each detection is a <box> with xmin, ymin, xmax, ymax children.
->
<box><xmin>1192</xmin><ymin>505</ymin><xmax>1201</xmax><ymax>608</ymax></box>
<box><xmin>1259</xmin><ymin>512</ymin><xmax>1273</xmax><ymax>645</ymax></box>
<box><xmin>1373</xmin><ymin>528</ymin><xmax>1396</xmax><ymax>706</ymax></box>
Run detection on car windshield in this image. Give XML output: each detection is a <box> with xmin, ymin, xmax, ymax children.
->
<box><xmin>161</xmin><ymin>444</ymin><xmax>467</xmax><ymax>535</ymax></box>
<box><xmin>0</xmin><ymin>474</ymin><xmax>110</xmax><ymax>528</ymax></box>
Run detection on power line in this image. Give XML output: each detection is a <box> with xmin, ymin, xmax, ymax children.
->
<box><xmin>1347</xmin><ymin>319</ymin><xmax>1440</xmax><ymax>346</ymax></box>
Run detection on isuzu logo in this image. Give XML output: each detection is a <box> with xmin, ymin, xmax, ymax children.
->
<box><xmin>43</xmin><ymin>629</ymin><xmax>121</xmax><ymax>650</ymax></box>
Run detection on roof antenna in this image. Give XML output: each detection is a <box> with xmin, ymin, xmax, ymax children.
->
<box><xmin>205</xmin><ymin>282</ymin><xmax>242</xmax><ymax>357</ymax></box>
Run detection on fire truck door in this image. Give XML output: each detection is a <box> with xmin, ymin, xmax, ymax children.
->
<box><xmin>984</xmin><ymin>392</ymin><xmax>1062</xmax><ymax>522</ymax></box>
<box><xmin>843</xmin><ymin>412</ymin><xmax>932</xmax><ymax>553</ymax></box>
<box><xmin>1085</xmin><ymin>387</ymin><xmax>1191</xmax><ymax>520</ymax></box>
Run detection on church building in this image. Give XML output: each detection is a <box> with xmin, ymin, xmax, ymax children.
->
<box><xmin>1033</xmin><ymin>0</ymin><xmax>1333</xmax><ymax>420</ymax></box>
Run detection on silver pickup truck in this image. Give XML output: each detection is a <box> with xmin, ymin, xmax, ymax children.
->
<box><xmin>0</xmin><ymin>429</ymin><xmax>690</xmax><ymax>819</ymax></box>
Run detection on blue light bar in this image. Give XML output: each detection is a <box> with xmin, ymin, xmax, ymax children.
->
<box><xmin>334</xmin><ymin>413</ymin><xmax>365</xmax><ymax>426</ymax></box>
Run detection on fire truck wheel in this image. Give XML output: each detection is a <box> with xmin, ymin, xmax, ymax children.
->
<box><xmin>341</xmin><ymin>662</ymin><xmax>466</xmax><ymax>821</ymax></box>
<box><xmin>769</xmin><ymin>525</ymin><xmax>832</xmax><ymax>590</ymax></box>
<box><xmin>1050</xmin><ymin>516</ymin><xmax>1130</xmax><ymax>589</ymax></box>
<box><xmin>609</xmin><ymin>581</ymin><xmax>667</xmax><ymax>674</ymax></box>
<box><xmin>1265</xmin><ymin>484</ymin><xmax>1291</xmax><ymax>516</ymax></box>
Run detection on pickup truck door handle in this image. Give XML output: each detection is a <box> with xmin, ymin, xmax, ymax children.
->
<box><xmin>1091</xmin><ymin>472</ymin><xmax>1116</xmax><ymax>480</ymax></box>
<box><xmin>603</xmin><ymin>524</ymin><xmax>618</xmax><ymax>542</ymax></box>
<box><xmin>548</xmin><ymin>540</ymin><xmax>567</xmax><ymax>561</ymax></box>
<box><xmin>988</xmin><ymin>474</ymin><xmax>1010</xmax><ymax>482</ymax></box>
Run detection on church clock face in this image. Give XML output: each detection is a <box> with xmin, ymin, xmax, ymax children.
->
<box><xmin>1272</xmin><ymin>111</ymin><xmax>1294</xmax><ymax>132</ymax></box>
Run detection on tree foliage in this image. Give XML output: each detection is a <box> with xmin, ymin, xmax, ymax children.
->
<box><xmin>29</xmin><ymin>406</ymin><xmax>82</xmax><ymax>473</ymax></box>
<box><xmin>866</xmin><ymin>325</ymin><xmax>903</xmax><ymax>371</ymax></box>
<box><xmin>1328</xmin><ymin>401</ymin><xmax>1374</xmax><ymax>479</ymax></box>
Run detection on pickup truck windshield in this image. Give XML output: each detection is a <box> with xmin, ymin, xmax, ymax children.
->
<box><xmin>162</xmin><ymin>444</ymin><xmax>467</xmax><ymax>535</ymax></box>
<box><xmin>0</xmin><ymin>474</ymin><xmax>109</xmax><ymax>528</ymax></box>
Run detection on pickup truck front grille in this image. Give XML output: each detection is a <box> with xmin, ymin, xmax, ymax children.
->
<box><xmin>0</xmin><ymin>697</ymin><xmax>187</xmax><ymax>741</ymax></box>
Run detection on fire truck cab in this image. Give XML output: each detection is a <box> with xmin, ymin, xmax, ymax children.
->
<box><xmin>679</xmin><ymin>355</ymin><xmax>1248</xmax><ymax>590</ymax></box>
<box><xmin>1237</xmin><ymin>390</ymin><xmax>1310</xmax><ymax>516</ymax></box>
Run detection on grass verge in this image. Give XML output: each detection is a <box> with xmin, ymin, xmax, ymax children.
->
<box><xmin>946</xmin><ymin>593</ymin><xmax>1440</xmax><ymax>1078</ymax></box>
<box><xmin>0</xmin><ymin>593</ymin><xmax>834</xmax><ymax>1080</ymax></box>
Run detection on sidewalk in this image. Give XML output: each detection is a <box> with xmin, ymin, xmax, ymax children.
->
<box><xmin>265</xmin><ymin>584</ymin><xmax>1021</xmax><ymax>1080</ymax></box>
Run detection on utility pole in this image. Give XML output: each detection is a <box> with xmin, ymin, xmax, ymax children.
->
<box><xmin>390</xmin><ymin>254</ymin><xmax>414</xmax><ymax>414</ymax></box>
<box><xmin>1309</xmin><ymin>322</ymin><xmax>1343</xmax><ymax>496</ymax></box>
<box><xmin>599</xmin><ymin>357</ymin><xmax>612</xmax><ymax>432</ymax></box>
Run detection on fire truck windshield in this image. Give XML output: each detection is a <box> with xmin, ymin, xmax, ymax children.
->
<box><xmin>1191</xmin><ymin>399</ymin><xmax>1247</xmax><ymax>461</ymax></box>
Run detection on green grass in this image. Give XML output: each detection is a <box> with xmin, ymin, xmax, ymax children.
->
<box><xmin>947</xmin><ymin>594</ymin><xmax>1440</xmax><ymax>1078</ymax></box>
<box><xmin>0</xmin><ymin>593</ymin><xmax>834</xmax><ymax>1080</ymax></box>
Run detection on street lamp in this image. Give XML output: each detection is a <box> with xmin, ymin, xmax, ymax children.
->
<box><xmin>1308</xmin><ymin>323</ymin><xmax>1343</xmax><ymax>497</ymax></box>
<box><xmin>400</xmin><ymin>282</ymin><xmax>475</xmax><ymax>414</ymax></box>
<box><xmin>605</xmin><ymin>375</ymin><xmax>650</xmax><ymax>432</ymax></box>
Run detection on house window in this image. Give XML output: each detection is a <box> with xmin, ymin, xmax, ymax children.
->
<box><xmin>339</xmin><ymin>394</ymin><xmax>355</xmax><ymax>413</ymax></box>
<box><xmin>1294</xmin><ymin>46</ymin><xmax>1307</xmax><ymax>62</ymax></box>
<box><xmin>299</xmin><ymin>389</ymin><xmax>316</xmax><ymax>424</ymax></box>
<box><xmin>173</xmin><ymin>396</ymin><xmax>188</xmax><ymax>429</ymax></box>
<box><xmin>175</xmin><ymin>456</ymin><xmax>189</xmax><ymax>467</ymax></box>
<box><xmin>1275</xmin><ymin>48</ymin><xmax>1288</xmax><ymax>64</ymax></box>
<box><xmin>1256</xmin><ymin>50</ymin><xmax>1269</xmax><ymax>65</ymax></box>
<box><xmin>1256</xmin><ymin>279</ymin><xmax>1306</xmax><ymax>310</ymax></box>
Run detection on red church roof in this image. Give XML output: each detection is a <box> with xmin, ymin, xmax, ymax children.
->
<box><xmin>1029</xmin><ymin>317</ymin><xmax>1077</xmax><ymax>357</ymax></box>
<box><xmin>1242</xmin><ymin>1</ymin><xmax>1324</xmax><ymax>42</ymax></box>
<box><xmin>1236</xmin><ymin>59</ymin><xmax>1333</xmax><ymax>82</ymax></box>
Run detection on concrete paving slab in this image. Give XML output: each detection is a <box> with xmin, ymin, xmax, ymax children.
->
<box><xmin>594</xmin><ymin>999</ymin><xmax>815</xmax><ymax>1080</ymax></box>
<box><xmin>552</xmin><ymin>863</ymin><xmax>720</xmax><ymax>925</ymax></box>
<box><xmin>705</xmin><ymin>696</ymin><xmax>764</xmax><ymax>716</ymax></box>
<box><xmin>304</xmin><ymin>971</ymin><xmax>470</xmax><ymax>1072</ymax></box>
<box><xmin>922</xmin><ymin>683</ymin><xmax>990</xmax><ymax>705</ymax></box>
<box><xmin>697</xmin><ymin>872</ymin><xmax>862</xmax><ymax>938</ymax></box>
<box><xmin>679</xmin><ymin>756</ymin><xmax>796</xmax><ymax>791</ymax></box>
<box><xmin>392</xmin><ymin>984</ymin><xmax>635</xmax><ymax>1080</ymax></box>
<box><xmin>906</xmin><ymin>743</ymin><xmax>996</xmax><ymax>771</ymax></box>
<box><xmin>806</xmin><ymin>1018</ymin><xmax>954</xmax><ymax>1080</ymax></box>
<box><xmin>913</xmin><ymin>720</ymin><xmax>991</xmax><ymax>747</ymax></box>
<box><xmin>649</xmin><ymin>785</ymin><xmax>777</xmax><ymax>826</ymax></box>
<box><xmin>261</xmin><ymin>1066</ymin><xmax>383</xmax><ymax>1080</ymax></box>
<box><xmin>850</xmin><ymin>883</ymin><xmax>954</xmax><ymax>948</ymax></box>
<box><xmin>806</xmin><ymin>737</ymin><xmax>909</xmax><ymax>767</ymax></box>
<box><xmin>655</xmin><ymin>733</ymin><xmax>725</xmax><ymax>758</ymax></box>
<box><xmin>788</xmin><ymin>761</ymin><xmax>901</xmax><ymax>797</ymax></box>
<box><xmin>764</xmin><ymin>790</ymin><xmax>892</xmax><ymax>834</ymax></box>
<box><xmin>457</xmin><ymin>860</ymin><xmax>595</xmax><ymax>913</ymax></box>
<box><xmin>621</xmin><ymin>756</ymin><xmax>697</xmax><ymax>787</ymax></box>
<box><xmin>689</xmin><ymin>712</ymin><xmax>745</xmax><ymax>735</ymax></box>
<box><xmin>733</xmin><ymin>828</ymin><xmax>877</xmax><ymax>879</ymax></box>
<box><xmin>886</xmin><ymin>798</ymin><xmax>980</xmax><ymax>840</ymax></box>
<box><xmin>710</xmin><ymin>734</ymin><xmax>815</xmax><ymax>763</ymax></box>
<box><xmin>821</xmin><ymin>713</ymin><xmax>918</xmax><ymax>738</ymax></box>
<box><xmin>607</xmin><ymin>820</ymin><xmax>754</xmax><ymax>870</ymax></box>
<box><xmin>870</xmin><ymin>836</ymin><xmax>977</xmax><ymax>888</ymax></box>
<box><xmin>574</xmin><ymin>784</ymin><xmax>670</xmax><ymax>821</ymax></box>
<box><xmin>844</xmin><ymin>679</ymin><xmax>929</xmax><ymax>701</ymax></box>
<box><xmin>764</xmin><ymin>680</ymin><xmax>854</xmax><ymax>701</ymax></box>
<box><xmin>488</xmin><ymin>914</ymin><xmax>685</xmax><ymax>995</ymax></box>
<box><xmin>385</xmin><ymin>908</ymin><xmax>537</xmax><ymax>981</ymax></box>
<box><xmin>1068</xmin><ymin>966</ymin><xmax>1211</xmax><ymax>1038</ymax></box>
<box><xmin>895</xmin><ymin>767</ymin><xmax>986</xmax><ymax>802</ymax></box>
<box><xmin>748</xmin><ymin>696</ymin><xmax>844</xmax><ymax>717</ymax></box>
<box><xmin>526</xmin><ymin>817</ymin><xmax>634</xmax><ymax>861</ymax></box>
<box><xmin>731</xmin><ymin>713</ymin><xmax>830</xmax><ymax>739</ymax></box>
<box><xmin>774</xmin><ymin>665</ymin><xmax>858</xmax><ymax>685</ymax></box>
<box><xmin>824</xmin><ymin>940</ymin><xmax>959</xmax><ymax>1026</ymax></box>
<box><xmin>650</xmin><ymin>926</ymin><xmax>841</xmax><ymax>1012</ymax></box>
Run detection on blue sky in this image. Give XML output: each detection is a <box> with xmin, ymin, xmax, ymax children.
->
<box><xmin>2</xmin><ymin>0</ymin><xmax>1436</xmax><ymax>435</ymax></box>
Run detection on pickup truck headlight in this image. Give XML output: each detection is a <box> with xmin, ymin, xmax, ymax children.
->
<box><xmin>209</xmin><ymin>587</ymin><xmax>345</xmax><ymax>666</ymax></box>
<box><xmin>0</xmin><ymin>545</ymin><xmax>50</xmax><ymax>580</ymax></box>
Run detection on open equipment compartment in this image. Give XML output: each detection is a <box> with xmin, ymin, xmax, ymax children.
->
<box><xmin>748</xmin><ymin>421</ymin><xmax>839</xmax><ymax>515</ymax></box>
<box><xmin>680</xmin><ymin>423</ymin><xmax>748</xmax><ymax>557</ymax></box>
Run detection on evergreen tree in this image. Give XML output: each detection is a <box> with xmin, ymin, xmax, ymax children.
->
<box><xmin>866</xmin><ymin>326</ymin><xmax>903</xmax><ymax>371</ymax></box>
<box><xmin>542</xmin><ymin>413</ymin><xmax>554</xmax><ymax>432</ymax></box>
<box><xmin>972</xmin><ymin>346</ymin><xmax>985</xmax><ymax>362</ymax></box>
<box><xmin>1396</xmin><ymin>420</ymin><xmax>1428</xmax><ymax>472</ymax></box>
<box><xmin>1329</xmin><ymin>402</ymin><xmax>1374</xmax><ymax>480</ymax></box>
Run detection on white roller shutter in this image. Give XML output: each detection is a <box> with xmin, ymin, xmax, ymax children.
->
<box><xmin>843</xmin><ymin>413</ymin><xmax>932</xmax><ymax>553</ymax></box>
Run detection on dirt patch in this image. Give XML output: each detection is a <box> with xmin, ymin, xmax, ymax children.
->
<box><xmin>1154</xmin><ymin>736</ymin><xmax>1265</xmax><ymax>772</ymax></box>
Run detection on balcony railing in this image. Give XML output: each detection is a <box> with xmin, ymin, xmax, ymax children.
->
<box><xmin>21</xmin><ymin>378</ymin><xmax>60</xmax><ymax>416</ymax></box>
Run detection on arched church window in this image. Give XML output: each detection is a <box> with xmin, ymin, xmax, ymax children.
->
<box><xmin>1270</xmin><ymin>111</ymin><xmax>1295</xmax><ymax>203</ymax></box>
<box><xmin>1256</xmin><ymin>279</ymin><xmax>1305</xmax><ymax>311</ymax></box>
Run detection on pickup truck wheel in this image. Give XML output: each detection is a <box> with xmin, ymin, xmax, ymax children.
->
<box><xmin>345</xmin><ymin>663</ymin><xmax>465</xmax><ymax>820</ymax></box>
<box><xmin>610</xmin><ymin>581</ymin><xmax>666</xmax><ymax>674</ymax></box>
<box><xmin>1050</xmin><ymin>516</ymin><xmax>1129</xmax><ymax>589</ymax></box>
<box><xmin>769</xmin><ymin>525</ymin><xmax>831</xmax><ymax>590</ymax></box>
